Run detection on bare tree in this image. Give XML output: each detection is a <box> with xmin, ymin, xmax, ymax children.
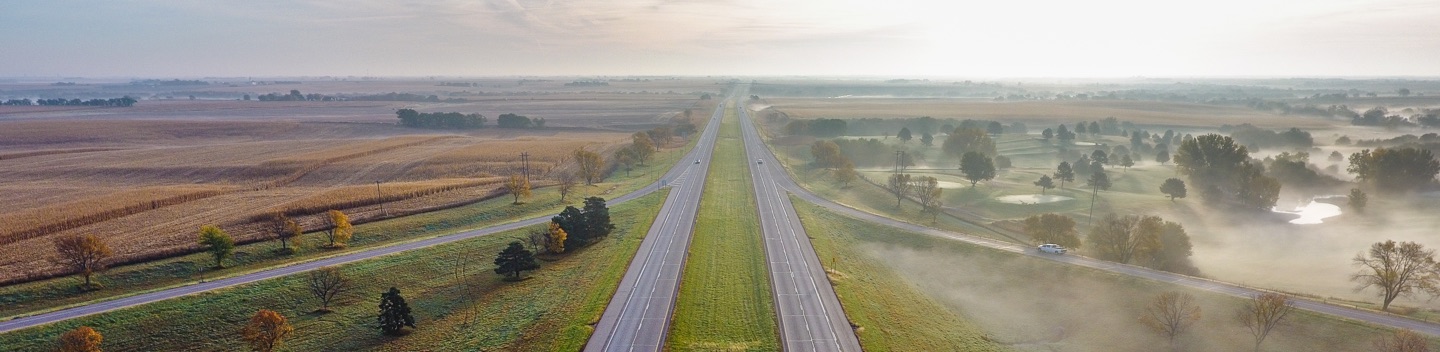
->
<box><xmin>557</xmin><ymin>172</ymin><xmax>577</xmax><ymax>202</ymax></box>
<box><xmin>1140</xmin><ymin>291</ymin><xmax>1202</xmax><ymax>346</ymax></box>
<box><xmin>1237</xmin><ymin>293</ymin><xmax>1294</xmax><ymax>352</ymax></box>
<box><xmin>887</xmin><ymin>173</ymin><xmax>913</xmax><ymax>207</ymax></box>
<box><xmin>306</xmin><ymin>266</ymin><xmax>349</xmax><ymax>312</ymax></box>
<box><xmin>53</xmin><ymin>234</ymin><xmax>112</xmax><ymax>289</ymax></box>
<box><xmin>911</xmin><ymin>176</ymin><xmax>943</xmax><ymax>215</ymax></box>
<box><xmin>269</xmin><ymin>213</ymin><xmax>301</xmax><ymax>254</ymax></box>
<box><xmin>1352</xmin><ymin>240</ymin><xmax>1440</xmax><ymax>311</ymax></box>
<box><xmin>1374</xmin><ymin>329</ymin><xmax>1431</xmax><ymax>352</ymax></box>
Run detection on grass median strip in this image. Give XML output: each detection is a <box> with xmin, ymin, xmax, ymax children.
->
<box><xmin>0</xmin><ymin>190</ymin><xmax>669</xmax><ymax>351</ymax></box>
<box><xmin>667</xmin><ymin>105</ymin><xmax>780</xmax><ymax>351</ymax></box>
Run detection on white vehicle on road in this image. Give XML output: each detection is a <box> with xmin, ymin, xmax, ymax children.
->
<box><xmin>1037</xmin><ymin>244</ymin><xmax>1067</xmax><ymax>254</ymax></box>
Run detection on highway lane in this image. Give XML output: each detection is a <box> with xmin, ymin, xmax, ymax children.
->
<box><xmin>733</xmin><ymin>103</ymin><xmax>1440</xmax><ymax>337</ymax></box>
<box><xmin>739</xmin><ymin>92</ymin><xmax>862</xmax><ymax>352</ymax></box>
<box><xmin>0</xmin><ymin>94</ymin><xmax>726</xmax><ymax>336</ymax></box>
<box><xmin>584</xmin><ymin>92</ymin><xmax>728</xmax><ymax>351</ymax></box>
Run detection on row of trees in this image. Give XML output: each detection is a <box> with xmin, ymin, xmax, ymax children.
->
<box><xmin>884</xmin><ymin>174</ymin><xmax>945</xmax><ymax>220</ymax></box>
<box><xmin>395</xmin><ymin>109</ymin><xmax>487</xmax><ymax>129</ymax></box>
<box><xmin>53</xmin><ymin>211</ymin><xmax>356</xmax><ymax>290</ymax></box>
<box><xmin>2</xmin><ymin>97</ymin><xmax>137</xmax><ymax>107</ymax></box>
<box><xmin>1022</xmin><ymin>212</ymin><xmax>1196</xmax><ymax>274</ymax></box>
<box><xmin>783</xmin><ymin>118</ymin><xmax>848</xmax><ymax>137</ymax></box>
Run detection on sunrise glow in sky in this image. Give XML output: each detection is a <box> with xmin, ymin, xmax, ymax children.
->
<box><xmin>2</xmin><ymin>0</ymin><xmax>1437</xmax><ymax>77</ymax></box>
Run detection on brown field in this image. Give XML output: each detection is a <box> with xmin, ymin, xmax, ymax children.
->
<box><xmin>0</xmin><ymin>80</ymin><xmax>716</xmax><ymax>284</ymax></box>
<box><xmin>763</xmin><ymin>98</ymin><xmax>1337</xmax><ymax>129</ymax></box>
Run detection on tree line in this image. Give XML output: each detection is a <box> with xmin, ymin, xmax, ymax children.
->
<box><xmin>2</xmin><ymin>97</ymin><xmax>137</xmax><ymax>107</ymax></box>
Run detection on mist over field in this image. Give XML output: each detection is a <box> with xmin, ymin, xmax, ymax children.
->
<box><xmin>4</xmin><ymin>1</ymin><xmax>1440</xmax><ymax>351</ymax></box>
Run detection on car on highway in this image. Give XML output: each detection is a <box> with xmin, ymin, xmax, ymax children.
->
<box><xmin>695</xmin><ymin>160</ymin><xmax>701</xmax><ymax>164</ymax></box>
<box><xmin>756</xmin><ymin>159</ymin><xmax>763</xmax><ymax>164</ymax></box>
<box><xmin>1037</xmin><ymin>244</ymin><xmax>1067</xmax><ymax>254</ymax></box>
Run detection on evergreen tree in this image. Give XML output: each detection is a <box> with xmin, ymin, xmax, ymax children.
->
<box><xmin>494</xmin><ymin>241</ymin><xmax>540</xmax><ymax>280</ymax></box>
<box><xmin>378</xmin><ymin>287</ymin><xmax>416</xmax><ymax>335</ymax></box>
<box><xmin>1054</xmin><ymin>161</ymin><xmax>1075</xmax><ymax>189</ymax></box>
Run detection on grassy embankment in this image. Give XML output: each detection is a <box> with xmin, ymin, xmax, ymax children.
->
<box><xmin>791</xmin><ymin>198</ymin><xmax>1440</xmax><ymax>351</ymax></box>
<box><xmin>667</xmin><ymin>105</ymin><xmax>779</xmax><ymax>350</ymax></box>
<box><xmin>793</xmin><ymin>198</ymin><xmax>1004</xmax><ymax>351</ymax></box>
<box><xmin>0</xmin><ymin>189</ymin><xmax>670</xmax><ymax>351</ymax></box>
<box><xmin>0</xmin><ymin>116</ymin><xmax>708</xmax><ymax>321</ymax></box>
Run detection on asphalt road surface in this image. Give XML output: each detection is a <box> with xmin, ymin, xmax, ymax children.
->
<box><xmin>0</xmin><ymin>92</ymin><xmax>727</xmax><ymax>336</ymax></box>
<box><xmin>739</xmin><ymin>95</ymin><xmax>863</xmax><ymax>352</ymax></box>
<box><xmin>733</xmin><ymin>100</ymin><xmax>1440</xmax><ymax>338</ymax></box>
<box><xmin>583</xmin><ymin>92</ymin><xmax>728</xmax><ymax>351</ymax></box>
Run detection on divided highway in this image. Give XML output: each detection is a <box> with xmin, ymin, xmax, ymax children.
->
<box><xmin>734</xmin><ymin>100</ymin><xmax>1440</xmax><ymax>337</ymax></box>
<box><xmin>584</xmin><ymin>93</ymin><xmax>728</xmax><ymax>351</ymax></box>
<box><xmin>0</xmin><ymin>93</ymin><xmax>727</xmax><ymax>336</ymax></box>
<box><xmin>740</xmin><ymin>96</ymin><xmax>863</xmax><ymax>351</ymax></box>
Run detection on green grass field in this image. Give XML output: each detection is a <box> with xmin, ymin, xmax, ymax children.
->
<box><xmin>0</xmin><ymin>189</ymin><xmax>670</xmax><ymax>351</ymax></box>
<box><xmin>792</xmin><ymin>198</ymin><xmax>1004</xmax><ymax>351</ymax></box>
<box><xmin>667</xmin><ymin>105</ymin><xmax>780</xmax><ymax>351</ymax></box>
<box><xmin>805</xmin><ymin>196</ymin><xmax>1440</xmax><ymax>351</ymax></box>
<box><xmin>0</xmin><ymin>123</ymin><xmax>703</xmax><ymax>321</ymax></box>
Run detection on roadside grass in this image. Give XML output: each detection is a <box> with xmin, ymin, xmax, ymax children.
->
<box><xmin>791</xmin><ymin>198</ymin><xmax>1004</xmax><ymax>351</ymax></box>
<box><xmin>0</xmin><ymin>189</ymin><xmax>670</xmax><ymax>351</ymax></box>
<box><xmin>667</xmin><ymin>105</ymin><xmax>780</xmax><ymax>351</ymax></box>
<box><xmin>792</xmin><ymin>197</ymin><xmax>1440</xmax><ymax>351</ymax></box>
<box><xmin>0</xmin><ymin>123</ymin><xmax>703</xmax><ymax>320</ymax></box>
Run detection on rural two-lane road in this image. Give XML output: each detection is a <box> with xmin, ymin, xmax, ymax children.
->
<box><xmin>740</xmin><ymin>92</ymin><xmax>862</xmax><ymax>352</ymax></box>
<box><xmin>584</xmin><ymin>91</ymin><xmax>727</xmax><ymax>351</ymax></box>
<box><xmin>0</xmin><ymin>93</ymin><xmax>727</xmax><ymax>336</ymax></box>
<box><xmin>733</xmin><ymin>98</ymin><xmax>1440</xmax><ymax>338</ymax></box>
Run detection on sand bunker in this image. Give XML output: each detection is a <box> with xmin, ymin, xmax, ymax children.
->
<box><xmin>996</xmin><ymin>194</ymin><xmax>1073</xmax><ymax>204</ymax></box>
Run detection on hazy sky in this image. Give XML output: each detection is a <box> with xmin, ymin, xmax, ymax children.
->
<box><xmin>3</xmin><ymin>0</ymin><xmax>1437</xmax><ymax>77</ymax></box>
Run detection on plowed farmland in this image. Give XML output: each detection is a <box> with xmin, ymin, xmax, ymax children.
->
<box><xmin>0</xmin><ymin>121</ymin><xmax>628</xmax><ymax>284</ymax></box>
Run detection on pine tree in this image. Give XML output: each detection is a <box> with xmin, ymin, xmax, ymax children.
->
<box><xmin>378</xmin><ymin>287</ymin><xmax>416</xmax><ymax>335</ymax></box>
<box><xmin>494</xmin><ymin>241</ymin><xmax>540</xmax><ymax>280</ymax></box>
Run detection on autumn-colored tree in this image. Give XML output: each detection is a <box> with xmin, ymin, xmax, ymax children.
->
<box><xmin>631</xmin><ymin>132</ymin><xmax>657</xmax><ymax>164</ymax></box>
<box><xmin>1141</xmin><ymin>292</ymin><xmax>1202</xmax><ymax>346</ymax></box>
<box><xmin>506</xmin><ymin>174</ymin><xmax>532</xmax><ymax>204</ymax></box>
<box><xmin>557</xmin><ymin>172</ymin><xmax>577</xmax><ymax>202</ymax></box>
<box><xmin>323</xmin><ymin>210</ymin><xmax>353</xmax><ymax>248</ymax></box>
<box><xmin>1086</xmin><ymin>214</ymin><xmax>1161</xmax><ymax>264</ymax></box>
<box><xmin>810</xmin><ymin>140</ymin><xmax>843</xmax><ymax>169</ymax></box>
<box><xmin>1237</xmin><ymin>293</ymin><xmax>1294</xmax><ymax>352</ymax></box>
<box><xmin>943</xmin><ymin>127</ymin><xmax>997</xmax><ymax>164</ymax></box>
<box><xmin>617</xmin><ymin>149</ymin><xmax>636</xmax><ymax>176</ymax></box>
<box><xmin>378</xmin><ymin>287</ymin><xmax>416</xmax><ymax>335</ymax></box>
<box><xmin>545</xmin><ymin>221</ymin><xmax>567</xmax><ymax>254</ymax></box>
<box><xmin>1374</xmin><ymin>329</ymin><xmax>1431</xmax><ymax>352</ymax></box>
<box><xmin>198</xmin><ymin>225</ymin><xmax>235</xmax><ymax>268</ymax></box>
<box><xmin>53</xmin><ymin>234</ymin><xmax>112</xmax><ymax>289</ymax></box>
<box><xmin>887</xmin><ymin>173</ymin><xmax>913</xmax><ymax>207</ymax></box>
<box><xmin>307</xmin><ymin>266</ymin><xmax>350</xmax><ymax>312</ymax></box>
<box><xmin>269</xmin><ymin>213</ymin><xmax>301</xmax><ymax>254</ymax></box>
<box><xmin>573</xmin><ymin>149</ymin><xmax>604</xmax><ymax>185</ymax></box>
<box><xmin>242</xmin><ymin>309</ymin><xmax>293</xmax><ymax>352</ymax></box>
<box><xmin>1352</xmin><ymin>240</ymin><xmax>1440</xmax><ymax>311</ymax></box>
<box><xmin>1023</xmin><ymin>213</ymin><xmax>1080</xmax><ymax>248</ymax></box>
<box><xmin>834</xmin><ymin>160</ymin><xmax>858</xmax><ymax>187</ymax></box>
<box><xmin>57</xmin><ymin>326</ymin><xmax>102</xmax><ymax>352</ymax></box>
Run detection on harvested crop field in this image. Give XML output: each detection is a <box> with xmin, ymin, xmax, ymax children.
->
<box><xmin>0</xmin><ymin>97</ymin><xmax>720</xmax><ymax>285</ymax></box>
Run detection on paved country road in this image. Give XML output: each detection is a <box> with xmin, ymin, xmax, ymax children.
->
<box><xmin>739</xmin><ymin>90</ymin><xmax>862</xmax><ymax>352</ymax></box>
<box><xmin>734</xmin><ymin>102</ymin><xmax>1440</xmax><ymax>338</ymax></box>
<box><xmin>0</xmin><ymin>94</ymin><xmax>726</xmax><ymax>336</ymax></box>
<box><xmin>584</xmin><ymin>91</ymin><xmax>728</xmax><ymax>352</ymax></box>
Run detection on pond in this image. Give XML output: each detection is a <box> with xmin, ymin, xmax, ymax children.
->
<box><xmin>996</xmin><ymin>194</ymin><xmax>1074</xmax><ymax>204</ymax></box>
<box><xmin>1271</xmin><ymin>196</ymin><xmax>1344</xmax><ymax>224</ymax></box>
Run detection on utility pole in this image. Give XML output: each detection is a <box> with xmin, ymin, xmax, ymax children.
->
<box><xmin>520</xmin><ymin>152</ymin><xmax>530</xmax><ymax>182</ymax></box>
<box><xmin>376</xmin><ymin>180</ymin><xmax>385</xmax><ymax>216</ymax></box>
